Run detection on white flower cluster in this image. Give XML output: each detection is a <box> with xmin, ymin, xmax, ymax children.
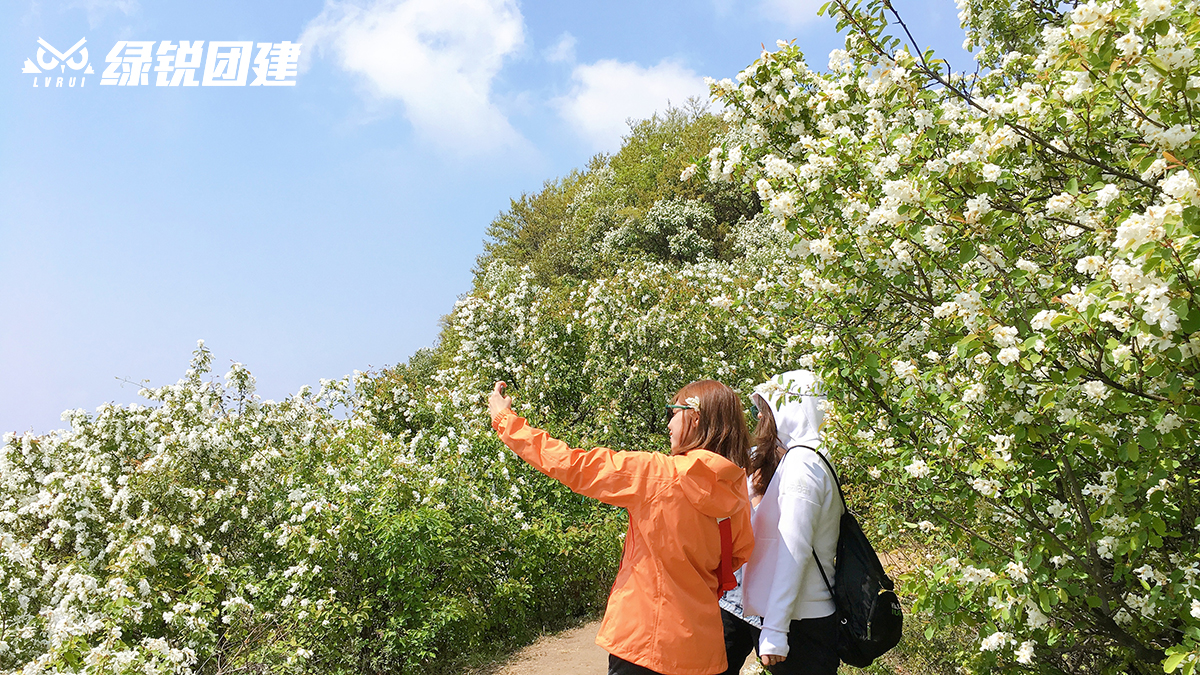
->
<box><xmin>2</xmin><ymin>336</ymin><xmax>592</xmax><ymax>672</ymax></box>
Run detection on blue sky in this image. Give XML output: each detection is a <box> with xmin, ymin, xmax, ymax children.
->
<box><xmin>1</xmin><ymin>0</ymin><xmax>973</xmax><ymax>434</ymax></box>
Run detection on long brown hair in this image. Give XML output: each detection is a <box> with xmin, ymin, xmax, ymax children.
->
<box><xmin>672</xmin><ymin>380</ymin><xmax>750</xmax><ymax>470</ymax></box>
<box><xmin>750</xmin><ymin>393</ymin><xmax>784</xmax><ymax>496</ymax></box>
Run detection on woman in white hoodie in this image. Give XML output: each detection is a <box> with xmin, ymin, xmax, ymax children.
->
<box><xmin>718</xmin><ymin>370</ymin><xmax>841</xmax><ymax>675</ymax></box>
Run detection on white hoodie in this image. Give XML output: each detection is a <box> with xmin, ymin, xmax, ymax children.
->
<box><xmin>741</xmin><ymin>370</ymin><xmax>842</xmax><ymax>658</ymax></box>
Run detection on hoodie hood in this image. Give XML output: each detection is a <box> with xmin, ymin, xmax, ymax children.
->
<box><xmin>754</xmin><ymin>369</ymin><xmax>824</xmax><ymax>451</ymax></box>
<box><xmin>678</xmin><ymin>450</ymin><xmax>750</xmax><ymax>518</ymax></box>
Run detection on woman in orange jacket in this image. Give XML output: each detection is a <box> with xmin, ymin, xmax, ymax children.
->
<box><xmin>487</xmin><ymin>379</ymin><xmax>755</xmax><ymax>675</ymax></box>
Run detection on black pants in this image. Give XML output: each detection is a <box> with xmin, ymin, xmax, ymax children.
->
<box><xmin>608</xmin><ymin>653</ymin><xmax>724</xmax><ymax>675</ymax></box>
<box><xmin>718</xmin><ymin>609</ymin><xmax>839</xmax><ymax>675</ymax></box>
<box><xmin>608</xmin><ymin>654</ymin><xmax>667</xmax><ymax>675</ymax></box>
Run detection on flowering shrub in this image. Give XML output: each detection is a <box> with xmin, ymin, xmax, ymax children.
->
<box><xmin>368</xmin><ymin>256</ymin><xmax>793</xmax><ymax>448</ymax></box>
<box><xmin>0</xmin><ymin>344</ymin><xmax>622</xmax><ymax>674</ymax></box>
<box><xmin>702</xmin><ymin>0</ymin><xmax>1200</xmax><ymax>671</ymax></box>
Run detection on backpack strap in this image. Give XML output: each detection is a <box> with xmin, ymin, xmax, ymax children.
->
<box><xmin>812</xmin><ymin>543</ymin><xmax>837</xmax><ymax>600</ymax></box>
<box><xmin>716</xmin><ymin>517</ymin><xmax>736</xmax><ymax>596</ymax></box>
<box><xmin>786</xmin><ymin>444</ymin><xmax>843</xmax><ymax>601</ymax></box>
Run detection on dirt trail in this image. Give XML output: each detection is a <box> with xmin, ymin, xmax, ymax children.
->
<box><xmin>489</xmin><ymin>620</ymin><xmax>761</xmax><ymax>675</ymax></box>
<box><xmin>488</xmin><ymin>620</ymin><xmax>609</xmax><ymax>675</ymax></box>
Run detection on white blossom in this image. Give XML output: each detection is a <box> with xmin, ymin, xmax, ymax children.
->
<box><xmin>980</xmin><ymin>631</ymin><xmax>1011</xmax><ymax>651</ymax></box>
<box><xmin>1156</xmin><ymin>413</ymin><xmax>1182</xmax><ymax>433</ymax></box>
<box><xmin>1031</xmin><ymin>310</ymin><xmax>1060</xmax><ymax>331</ymax></box>
<box><xmin>998</xmin><ymin>347</ymin><xmax>1021</xmax><ymax>366</ymax></box>
<box><xmin>1161</xmin><ymin>170</ymin><xmax>1199</xmax><ymax>202</ymax></box>
<box><xmin>905</xmin><ymin>458</ymin><xmax>931</xmax><ymax>479</ymax></box>
<box><xmin>1006</xmin><ymin>561</ymin><xmax>1030</xmax><ymax>583</ymax></box>
<box><xmin>1081</xmin><ymin>380</ymin><xmax>1110</xmax><ymax>402</ymax></box>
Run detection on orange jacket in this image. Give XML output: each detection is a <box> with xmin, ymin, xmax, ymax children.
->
<box><xmin>493</xmin><ymin>409</ymin><xmax>754</xmax><ymax>675</ymax></box>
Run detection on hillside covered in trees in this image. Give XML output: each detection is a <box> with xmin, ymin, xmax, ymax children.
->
<box><xmin>5</xmin><ymin>0</ymin><xmax>1200</xmax><ymax>672</ymax></box>
<box><xmin>1</xmin><ymin>106</ymin><xmax>808</xmax><ymax>675</ymax></box>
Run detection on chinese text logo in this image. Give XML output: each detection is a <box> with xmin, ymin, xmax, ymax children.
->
<box><xmin>24</xmin><ymin>38</ymin><xmax>302</xmax><ymax>88</ymax></box>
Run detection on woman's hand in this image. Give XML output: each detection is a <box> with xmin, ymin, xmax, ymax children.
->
<box><xmin>760</xmin><ymin>654</ymin><xmax>786</xmax><ymax>667</ymax></box>
<box><xmin>488</xmin><ymin>381</ymin><xmax>513</xmax><ymax>420</ymax></box>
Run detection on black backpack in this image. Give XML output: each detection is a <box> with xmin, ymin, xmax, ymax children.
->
<box><xmin>803</xmin><ymin>447</ymin><xmax>903</xmax><ymax>668</ymax></box>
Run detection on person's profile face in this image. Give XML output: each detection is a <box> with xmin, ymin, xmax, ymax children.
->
<box><xmin>668</xmin><ymin>407</ymin><xmax>692</xmax><ymax>453</ymax></box>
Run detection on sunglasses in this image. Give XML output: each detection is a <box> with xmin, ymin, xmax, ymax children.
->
<box><xmin>749</xmin><ymin>392</ymin><xmax>770</xmax><ymax>419</ymax></box>
<box><xmin>664</xmin><ymin>404</ymin><xmax>691</xmax><ymax>427</ymax></box>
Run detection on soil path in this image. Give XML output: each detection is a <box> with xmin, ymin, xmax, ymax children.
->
<box><xmin>489</xmin><ymin>620</ymin><xmax>760</xmax><ymax>675</ymax></box>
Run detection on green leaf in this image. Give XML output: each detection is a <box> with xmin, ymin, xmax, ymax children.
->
<box><xmin>957</xmin><ymin>335</ymin><xmax>979</xmax><ymax>358</ymax></box>
<box><xmin>1139</xmin><ymin>428</ymin><xmax>1160</xmax><ymax>450</ymax></box>
<box><xmin>958</xmin><ymin>242</ymin><xmax>977</xmax><ymax>263</ymax></box>
<box><xmin>1182</xmin><ymin>311</ymin><xmax>1200</xmax><ymax>335</ymax></box>
<box><xmin>1184</xmin><ymin>206</ymin><xmax>1200</xmax><ymax>235</ymax></box>
<box><xmin>1066</xmin><ymin>177</ymin><xmax>1079</xmax><ymax>195</ymax></box>
<box><xmin>1164</xmin><ymin>653</ymin><xmax>1187</xmax><ymax>672</ymax></box>
<box><xmin>1050</xmin><ymin>314</ymin><xmax>1075</xmax><ymax>329</ymax></box>
<box><xmin>1145</xmin><ymin>55</ymin><xmax>1170</xmax><ymax>75</ymax></box>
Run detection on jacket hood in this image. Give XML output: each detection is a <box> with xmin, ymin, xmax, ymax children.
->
<box><xmin>754</xmin><ymin>369</ymin><xmax>824</xmax><ymax>452</ymax></box>
<box><xmin>678</xmin><ymin>450</ymin><xmax>749</xmax><ymax>518</ymax></box>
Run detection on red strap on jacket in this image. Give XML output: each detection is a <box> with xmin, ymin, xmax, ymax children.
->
<box><xmin>717</xmin><ymin>517</ymin><xmax>736</xmax><ymax>595</ymax></box>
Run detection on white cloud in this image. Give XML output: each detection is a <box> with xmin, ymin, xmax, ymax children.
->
<box><xmin>544</xmin><ymin>32</ymin><xmax>576</xmax><ymax>64</ymax></box>
<box><xmin>301</xmin><ymin>0</ymin><xmax>526</xmax><ymax>153</ymax></box>
<box><xmin>40</xmin><ymin>0</ymin><xmax>139</xmax><ymax>28</ymax></box>
<box><xmin>759</xmin><ymin>0</ymin><xmax>827</xmax><ymax>27</ymax></box>
<box><xmin>710</xmin><ymin>0</ymin><xmax>735</xmax><ymax>16</ymax></box>
<box><xmin>555</xmin><ymin>59</ymin><xmax>709</xmax><ymax>152</ymax></box>
<box><xmin>69</xmin><ymin>0</ymin><xmax>137</xmax><ymax>15</ymax></box>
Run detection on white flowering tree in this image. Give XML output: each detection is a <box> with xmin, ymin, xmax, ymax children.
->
<box><xmin>700</xmin><ymin>0</ymin><xmax>1200</xmax><ymax>670</ymax></box>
